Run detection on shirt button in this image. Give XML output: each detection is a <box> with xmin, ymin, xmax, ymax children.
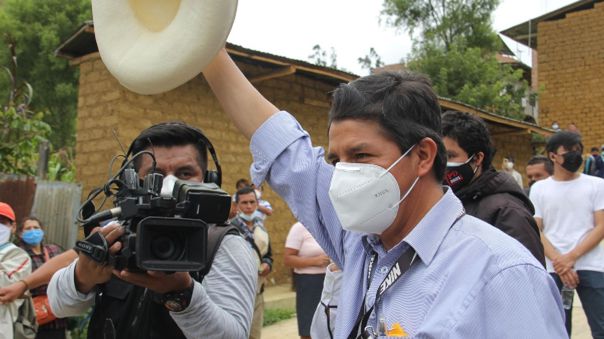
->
<box><xmin>370</xmin><ymin>312</ymin><xmax>376</xmax><ymax>319</ymax></box>
<box><xmin>380</xmin><ymin>266</ymin><xmax>388</xmax><ymax>274</ymax></box>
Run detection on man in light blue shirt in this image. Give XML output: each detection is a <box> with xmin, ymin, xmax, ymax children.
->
<box><xmin>203</xmin><ymin>49</ymin><xmax>567</xmax><ymax>338</ymax></box>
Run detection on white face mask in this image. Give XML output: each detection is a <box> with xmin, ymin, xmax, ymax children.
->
<box><xmin>239</xmin><ymin>211</ymin><xmax>255</xmax><ymax>222</ymax></box>
<box><xmin>160</xmin><ymin>174</ymin><xmax>178</xmax><ymax>197</ymax></box>
<box><xmin>328</xmin><ymin>145</ymin><xmax>419</xmax><ymax>234</ymax></box>
<box><xmin>0</xmin><ymin>223</ymin><xmax>12</xmax><ymax>244</ymax></box>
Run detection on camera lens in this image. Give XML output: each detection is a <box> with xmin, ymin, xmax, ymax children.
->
<box><xmin>150</xmin><ymin>233</ymin><xmax>184</xmax><ymax>260</ymax></box>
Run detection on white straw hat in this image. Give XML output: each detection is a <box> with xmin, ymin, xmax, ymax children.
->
<box><xmin>92</xmin><ymin>0</ymin><xmax>238</xmax><ymax>95</ymax></box>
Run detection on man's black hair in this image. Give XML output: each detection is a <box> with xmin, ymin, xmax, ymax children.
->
<box><xmin>441</xmin><ymin>111</ymin><xmax>495</xmax><ymax>171</ymax></box>
<box><xmin>591</xmin><ymin>147</ymin><xmax>599</xmax><ymax>153</ymax></box>
<box><xmin>235</xmin><ymin>178</ymin><xmax>251</xmax><ymax>190</ymax></box>
<box><xmin>129</xmin><ymin>121</ymin><xmax>208</xmax><ymax>173</ymax></box>
<box><xmin>527</xmin><ymin>155</ymin><xmax>554</xmax><ymax>175</ymax></box>
<box><xmin>328</xmin><ymin>71</ymin><xmax>446</xmax><ymax>180</ymax></box>
<box><xmin>545</xmin><ymin>131</ymin><xmax>583</xmax><ymax>154</ymax></box>
<box><xmin>235</xmin><ymin>186</ymin><xmax>257</xmax><ymax>203</ymax></box>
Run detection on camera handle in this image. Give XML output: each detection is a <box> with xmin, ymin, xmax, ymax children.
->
<box><xmin>74</xmin><ymin>232</ymin><xmax>114</xmax><ymax>265</ymax></box>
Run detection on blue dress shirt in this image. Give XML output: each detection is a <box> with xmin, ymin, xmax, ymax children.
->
<box><xmin>250</xmin><ymin>111</ymin><xmax>566</xmax><ymax>338</ymax></box>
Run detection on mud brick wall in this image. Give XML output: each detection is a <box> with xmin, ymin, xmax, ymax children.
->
<box><xmin>538</xmin><ymin>3</ymin><xmax>604</xmax><ymax>150</ymax></box>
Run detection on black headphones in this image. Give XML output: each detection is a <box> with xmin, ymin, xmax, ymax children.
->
<box><xmin>122</xmin><ymin>124</ymin><xmax>222</xmax><ymax>187</ymax></box>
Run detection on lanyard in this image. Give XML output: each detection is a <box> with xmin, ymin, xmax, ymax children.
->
<box><xmin>348</xmin><ymin>211</ymin><xmax>466</xmax><ymax>339</ymax></box>
<box><xmin>347</xmin><ymin>247</ymin><xmax>417</xmax><ymax>339</ymax></box>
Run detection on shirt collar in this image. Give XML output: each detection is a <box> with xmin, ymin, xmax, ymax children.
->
<box><xmin>404</xmin><ymin>187</ymin><xmax>465</xmax><ymax>265</ymax></box>
<box><xmin>361</xmin><ymin>187</ymin><xmax>465</xmax><ymax>264</ymax></box>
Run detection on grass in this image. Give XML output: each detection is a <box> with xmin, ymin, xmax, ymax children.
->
<box><xmin>263</xmin><ymin>308</ymin><xmax>296</xmax><ymax>327</ymax></box>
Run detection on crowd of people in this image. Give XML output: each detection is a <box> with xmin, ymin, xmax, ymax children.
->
<box><xmin>1</xmin><ymin>47</ymin><xmax>604</xmax><ymax>339</ymax></box>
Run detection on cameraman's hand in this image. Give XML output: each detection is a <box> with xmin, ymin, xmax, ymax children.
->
<box><xmin>115</xmin><ymin>270</ymin><xmax>192</xmax><ymax>294</ymax></box>
<box><xmin>74</xmin><ymin>223</ymin><xmax>124</xmax><ymax>294</ymax></box>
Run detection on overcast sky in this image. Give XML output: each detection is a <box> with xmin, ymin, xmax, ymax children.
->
<box><xmin>227</xmin><ymin>0</ymin><xmax>576</xmax><ymax>75</ymax></box>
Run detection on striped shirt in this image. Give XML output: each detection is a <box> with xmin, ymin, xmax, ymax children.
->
<box><xmin>250</xmin><ymin>111</ymin><xmax>567</xmax><ymax>338</ymax></box>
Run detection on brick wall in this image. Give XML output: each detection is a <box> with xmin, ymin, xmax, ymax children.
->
<box><xmin>538</xmin><ymin>3</ymin><xmax>604</xmax><ymax>150</ymax></box>
<box><xmin>490</xmin><ymin>130</ymin><xmax>535</xmax><ymax>187</ymax></box>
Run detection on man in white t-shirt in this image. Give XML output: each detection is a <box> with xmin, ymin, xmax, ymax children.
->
<box><xmin>530</xmin><ymin>131</ymin><xmax>604</xmax><ymax>337</ymax></box>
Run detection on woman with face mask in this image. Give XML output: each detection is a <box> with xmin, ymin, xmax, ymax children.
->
<box><xmin>17</xmin><ymin>217</ymin><xmax>67</xmax><ymax>339</ymax></box>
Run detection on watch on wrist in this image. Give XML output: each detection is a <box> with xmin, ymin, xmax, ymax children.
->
<box><xmin>162</xmin><ymin>281</ymin><xmax>195</xmax><ymax>312</ymax></box>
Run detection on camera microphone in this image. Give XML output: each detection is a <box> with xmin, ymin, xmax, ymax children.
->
<box><xmin>83</xmin><ymin>207</ymin><xmax>122</xmax><ymax>227</ymax></box>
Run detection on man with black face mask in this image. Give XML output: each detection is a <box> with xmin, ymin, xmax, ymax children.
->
<box><xmin>442</xmin><ymin>111</ymin><xmax>544</xmax><ymax>265</ymax></box>
<box><xmin>530</xmin><ymin>131</ymin><xmax>604</xmax><ymax>337</ymax></box>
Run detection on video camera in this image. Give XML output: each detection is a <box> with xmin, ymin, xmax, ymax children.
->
<box><xmin>76</xmin><ymin>160</ymin><xmax>231</xmax><ymax>273</ymax></box>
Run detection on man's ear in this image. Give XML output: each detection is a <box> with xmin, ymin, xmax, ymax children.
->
<box><xmin>415</xmin><ymin>137</ymin><xmax>438</xmax><ymax>177</ymax></box>
<box><xmin>473</xmin><ymin>152</ymin><xmax>485</xmax><ymax>169</ymax></box>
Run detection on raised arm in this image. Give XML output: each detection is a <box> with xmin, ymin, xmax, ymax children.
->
<box><xmin>202</xmin><ymin>48</ymin><xmax>279</xmax><ymax>139</ymax></box>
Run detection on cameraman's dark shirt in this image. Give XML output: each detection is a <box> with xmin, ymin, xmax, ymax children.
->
<box><xmin>88</xmin><ymin>277</ymin><xmax>183</xmax><ymax>339</ymax></box>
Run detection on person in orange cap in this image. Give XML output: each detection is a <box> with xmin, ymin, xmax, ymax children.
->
<box><xmin>0</xmin><ymin>202</ymin><xmax>17</xmax><ymax>244</ymax></box>
<box><xmin>0</xmin><ymin>202</ymin><xmax>32</xmax><ymax>338</ymax></box>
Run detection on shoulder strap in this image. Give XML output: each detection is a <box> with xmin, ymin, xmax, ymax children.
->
<box><xmin>43</xmin><ymin>246</ymin><xmax>50</xmax><ymax>262</ymax></box>
<box><xmin>198</xmin><ymin>225</ymin><xmax>240</xmax><ymax>278</ymax></box>
<box><xmin>232</xmin><ymin>220</ymin><xmax>264</xmax><ymax>260</ymax></box>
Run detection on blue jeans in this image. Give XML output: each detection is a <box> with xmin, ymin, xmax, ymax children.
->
<box><xmin>551</xmin><ymin>270</ymin><xmax>604</xmax><ymax>339</ymax></box>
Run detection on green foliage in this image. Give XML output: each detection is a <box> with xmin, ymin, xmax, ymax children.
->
<box><xmin>67</xmin><ymin>309</ymin><xmax>91</xmax><ymax>339</ymax></box>
<box><xmin>0</xmin><ymin>106</ymin><xmax>51</xmax><ymax>175</ymax></box>
<box><xmin>358</xmin><ymin>47</ymin><xmax>385</xmax><ymax>71</ymax></box>
<box><xmin>262</xmin><ymin>308</ymin><xmax>296</xmax><ymax>327</ymax></box>
<box><xmin>408</xmin><ymin>42</ymin><xmax>527</xmax><ymax>118</ymax></box>
<box><xmin>308</xmin><ymin>44</ymin><xmax>338</xmax><ymax>68</ymax></box>
<box><xmin>382</xmin><ymin>0</ymin><xmax>500</xmax><ymax>51</ymax></box>
<box><xmin>0</xmin><ymin>0</ymin><xmax>91</xmax><ymax>149</ymax></box>
<box><xmin>381</xmin><ymin>0</ymin><xmax>529</xmax><ymax>117</ymax></box>
<box><xmin>47</xmin><ymin>147</ymin><xmax>76</xmax><ymax>182</ymax></box>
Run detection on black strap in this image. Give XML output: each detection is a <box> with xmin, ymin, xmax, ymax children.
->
<box><xmin>347</xmin><ymin>212</ymin><xmax>466</xmax><ymax>339</ymax></box>
<box><xmin>347</xmin><ymin>248</ymin><xmax>417</xmax><ymax>339</ymax></box>
<box><xmin>74</xmin><ymin>231</ymin><xmax>111</xmax><ymax>264</ymax></box>
<box><xmin>233</xmin><ymin>222</ymin><xmax>264</xmax><ymax>261</ymax></box>
<box><xmin>198</xmin><ymin>224</ymin><xmax>240</xmax><ymax>278</ymax></box>
<box><xmin>322</xmin><ymin>301</ymin><xmax>338</xmax><ymax>339</ymax></box>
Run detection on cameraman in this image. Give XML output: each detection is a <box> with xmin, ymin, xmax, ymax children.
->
<box><xmin>47</xmin><ymin>122</ymin><xmax>257</xmax><ymax>338</ymax></box>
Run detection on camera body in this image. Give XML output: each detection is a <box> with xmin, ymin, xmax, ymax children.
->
<box><xmin>83</xmin><ymin>168</ymin><xmax>231</xmax><ymax>272</ymax></box>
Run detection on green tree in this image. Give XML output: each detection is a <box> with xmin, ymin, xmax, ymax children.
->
<box><xmin>409</xmin><ymin>42</ymin><xmax>526</xmax><ymax>117</ymax></box>
<box><xmin>1</xmin><ymin>37</ymin><xmax>51</xmax><ymax>175</ymax></box>
<box><xmin>308</xmin><ymin>44</ymin><xmax>338</xmax><ymax>68</ymax></box>
<box><xmin>0</xmin><ymin>0</ymin><xmax>91</xmax><ymax>149</ymax></box>
<box><xmin>382</xmin><ymin>0</ymin><xmax>528</xmax><ymax>118</ymax></box>
<box><xmin>358</xmin><ymin>47</ymin><xmax>385</xmax><ymax>71</ymax></box>
<box><xmin>382</xmin><ymin>0</ymin><xmax>500</xmax><ymax>51</ymax></box>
